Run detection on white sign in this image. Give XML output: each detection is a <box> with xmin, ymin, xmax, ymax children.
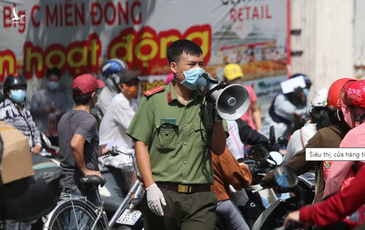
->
<box><xmin>280</xmin><ymin>76</ymin><xmax>306</xmax><ymax>94</ymax></box>
<box><xmin>306</xmin><ymin>148</ymin><xmax>365</xmax><ymax>161</ymax></box>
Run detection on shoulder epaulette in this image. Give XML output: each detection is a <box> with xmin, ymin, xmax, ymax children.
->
<box><xmin>143</xmin><ymin>86</ymin><xmax>165</xmax><ymax>97</ymax></box>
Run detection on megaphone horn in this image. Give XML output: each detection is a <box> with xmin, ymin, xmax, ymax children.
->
<box><xmin>197</xmin><ymin>74</ymin><xmax>250</xmax><ymax>121</ymax></box>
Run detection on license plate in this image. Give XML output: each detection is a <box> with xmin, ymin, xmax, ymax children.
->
<box><xmin>116</xmin><ymin>209</ymin><xmax>142</xmax><ymax>225</ymax></box>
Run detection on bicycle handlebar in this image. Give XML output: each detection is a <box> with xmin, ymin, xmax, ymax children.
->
<box><xmin>108</xmin><ymin>146</ymin><xmax>135</xmax><ymax>156</ymax></box>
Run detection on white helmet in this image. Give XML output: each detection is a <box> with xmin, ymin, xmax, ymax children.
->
<box><xmin>311</xmin><ymin>88</ymin><xmax>329</xmax><ymax>107</ymax></box>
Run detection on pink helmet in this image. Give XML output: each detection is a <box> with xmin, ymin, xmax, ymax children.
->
<box><xmin>165</xmin><ymin>73</ymin><xmax>174</xmax><ymax>85</ymax></box>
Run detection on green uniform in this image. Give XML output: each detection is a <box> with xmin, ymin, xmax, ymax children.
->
<box><xmin>127</xmin><ymin>82</ymin><xmax>224</xmax><ymax>184</ymax></box>
<box><xmin>126</xmin><ymin>82</ymin><xmax>227</xmax><ymax>230</ymax></box>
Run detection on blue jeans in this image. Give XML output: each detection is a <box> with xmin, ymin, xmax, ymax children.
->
<box><xmin>261</xmin><ymin>197</ymin><xmax>271</xmax><ymax>209</ymax></box>
<box><xmin>61</xmin><ymin>184</ymin><xmax>101</xmax><ymax>229</ymax></box>
<box><xmin>4</xmin><ymin>220</ymin><xmax>31</xmax><ymax>230</ymax></box>
<box><xmin>216</xmin><ymin>199</ymin><xmax>250</xmax><ymax>230</ymax></box>
<box><xmin>347</xmin><ymin>210</ymin><xmax>360</xmax><ymax>222</ymax></box>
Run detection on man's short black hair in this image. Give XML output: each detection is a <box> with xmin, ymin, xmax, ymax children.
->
<box><xmin>167</xmin><ymin>39</ymin><xmax>203</xmax><ymax>64</ymax></box>
<box><xmin>72</xmin><ymin>88</ymin><xmax>92</xmax><ymax>105</ymax></box>
<box><xmin>46</xmin><ymin>67</ymin><xmax>61</xmax><ymax>79</ymax></box>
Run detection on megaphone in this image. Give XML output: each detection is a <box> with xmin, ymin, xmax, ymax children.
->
<box><xmin>197</xmin><ymin>73</ymin><xmax>250</xmax><ymax>121</ymax></box>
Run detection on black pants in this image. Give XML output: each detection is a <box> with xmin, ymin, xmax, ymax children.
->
<box><xmin>142</xmin><ymin>189</ymin><xmax>217</xmax><ymax>230</ymax></box>
<box><xmin>48</xmin><ymin>136</ymin><xmax>59</xmax><ymax>147</ymax></box>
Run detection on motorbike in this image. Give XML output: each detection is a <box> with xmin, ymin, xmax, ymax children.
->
<box><xmin>39</xmin><ymin>133</ymin><xmax>59</xmax><ymax>159</ymax></box>
<box><xmin>247</xmin><ymin>147</ymin><xmax>349</xmax><ymax>230</ymax></box>
<box><xmin>246</xmin><ymin>126</ymin><xmax>288</xmax><ymax>207</ymax></box>
<box><xmin>216</xmin><ymin>126</ymin><xmax>287</xmax><ymax>229</ymax></box>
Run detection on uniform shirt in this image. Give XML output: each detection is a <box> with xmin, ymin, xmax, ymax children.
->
<box><xmin>30</xmin><ymin>88</ymin><xmax>67</xmax><ymax>134</ymax></box>
<box><xmin>0</xmin><ymin>98</ymin><xmax>41</xmax><ymax>148</ymax></box>
<box><xmin>126</xmin><ymin>83</ymin><xmax>221</xmax><ymax>185</ymax></box>
<box><xmin>99</xmin><ymin>93</ymin><xmax>135</xmax><ymax>151</ymax></box>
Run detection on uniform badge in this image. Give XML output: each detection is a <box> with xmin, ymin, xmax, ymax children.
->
<box><xmin>143</xmin><ymin>86</ymin><xmax>165</xmax><ymax>97</ymax></box>
<box><xmin>167</xmin><ymin>91</ymin><xmax>172</xmax><ymax>103</ymax></box>
<box><xmin>160</xmin><ymin>118</ymin><xmax>176</xmax><ymax>125</ymax></box>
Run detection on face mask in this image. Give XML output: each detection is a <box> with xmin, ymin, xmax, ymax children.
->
<box><xmin>47</xmin><ymin>81</ymin><xmax>59</xmax><ymax>90</ymax></box>
<box><xmin>93</xmin><ymin>93</ymin><xmax>99</xmax><ymax>106</ymax></box>
<box><xmin>289</xmin><ymin>87</ymin><xmax>306</xmax><ymax>106</ymax></box>
<box><xmin>341</xmin><ymin>104</ymin><xmax>355</xmax><ymax>128</ymax></box>
<box><xmin>10</xmin><ymin>89</ymin><xmax>26</xmax><ymax>103</ymax></box>
<box><xmin>178</xmin><ymin>67</ymin><xmax>205</xmax><ymax>90</ymax></box>
<box><xmin>304</xmin><ymin>88</ymin><xmax>309</xmax><ymax>98</ymax></box>
<box><xmin>341</xmin><ymin>104</ymin><xmax>365</xmax><ymax>128</ymax></box>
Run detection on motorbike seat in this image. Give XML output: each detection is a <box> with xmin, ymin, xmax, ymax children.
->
<box><xmin>80</xmin><ymin>175</ymin><xmax>106</xmax><ymax>187</ymax></box>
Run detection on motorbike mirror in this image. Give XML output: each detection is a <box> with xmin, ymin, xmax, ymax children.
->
<box><xmin>247</xmin><ymin>145</ymin><xmax>269</xmax><ymax>160</ymax></box>
<box><xmin>273</xmin><ymin>166</ymin><xmax>298</xmax><ymax>188</ymax></box>
<box><xmin>41</xmin><ymin>133</ymin><xmax>52</xmax><ymax>148</ymax></box>
<box><xmin>267</xmin><ymin>151</ymin><xmax>283</xmax><ymax>166</ymax></box>
<box><xmin>269</xmin><ymin>126</ymin><xmax>275</xmax><ymax>147</ymax></box>
<box><xmin>277</xmin><ymin>136</ymin><xmax>289</xmax><ymax>146</ymax></box>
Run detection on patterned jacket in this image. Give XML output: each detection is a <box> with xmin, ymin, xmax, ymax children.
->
<box><xmin>0</xmin><ymin>98</ymin><xmax>42</xmax><ymax>148</ymax></box>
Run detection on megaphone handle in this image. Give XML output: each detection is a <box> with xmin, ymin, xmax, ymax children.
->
<box><xmin>202</xmin><ymin>77</ymin><xmax>211</xmax><ymax>95</ymax></box>
<box><xmin>201</xmin><ymin>72</ymin><xmax>218</xmax><ymax>84</ymax></box>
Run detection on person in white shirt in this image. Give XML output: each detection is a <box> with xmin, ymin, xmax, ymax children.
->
<box><xmin>97</xmin><ymin>59</ymin><xmax>128</xmax><ymax>120</ymax></box>
<box><xmin>99</xmin><ymin>70</ymin><xmax>140</xmax><ymax>168</ymax></box>
<box><xmin>226</xmin><ymin>120</ymin><xmax>245</xmax><ymax>160</ymax></box>
<box><xmin>283</xmin><ymin>88</ymin><xmax>332</xmax><ymax>163</ymax></box>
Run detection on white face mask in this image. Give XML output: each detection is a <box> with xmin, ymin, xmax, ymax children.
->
<box><xmin>93</xmin><ymin>93</ymin><xmax>99</xmax><ymax>106</ymax></box>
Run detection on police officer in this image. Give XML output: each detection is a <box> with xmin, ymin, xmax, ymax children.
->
<box><xmin>126</xmin><ymin>39</ymin><xmax>227</xmax><ymax>230</ymax></box>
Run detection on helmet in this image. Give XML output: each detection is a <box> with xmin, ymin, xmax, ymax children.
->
<box><xmin>340</xmin><ymin>79</ymin><xmax>365</xmax><ymax>109</ymax></box>
<box><xmin>290</xmin><ymin>73</ymin><xmax>312</xmax><ymax>88</ymax></box>
<box><xmin>311</xmin><ymin>88</ymin><xmax>329</xmax><ymax>107</ymax></box>
<box><xmin>3</xmin><ymin>74</ymin><xmax>27</xmax><ymax>95</ymax></box>
<box><xmin>327</xmin><ymin>78</ymin><xmax>354</xmax><ymax>111</ymax></box>
<box><xmin>165</xmin><ymin>73</ymin><xmax>174</xmax><ymax>85</ymax></box>
<box><xmin>101</xmin><ymin>59</ymin><xmax>127</xmax><ymax>77</ymax></box>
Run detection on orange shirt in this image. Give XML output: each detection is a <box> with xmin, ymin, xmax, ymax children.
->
<box><xmin>212</xmin><ymin>147</ymin><xmax>252</xmax><ymax>201</ymax></box>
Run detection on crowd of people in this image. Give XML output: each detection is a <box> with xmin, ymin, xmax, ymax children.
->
<box><xmin>2</xmin><ymin>38</ymin><xmax>365</xmax><ymax>230</ymax></box>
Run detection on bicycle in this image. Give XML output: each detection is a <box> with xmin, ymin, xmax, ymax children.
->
<box><xmin>42</xmin><ymin>147</ymin><xmax>145</xmax><ymax>230</ymax></box>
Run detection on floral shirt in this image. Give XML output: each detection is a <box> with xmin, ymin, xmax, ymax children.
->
<box><xmin>0</xmin><ymin>98</ymin><xmax>42</xmax><ymax>148</ymax></box>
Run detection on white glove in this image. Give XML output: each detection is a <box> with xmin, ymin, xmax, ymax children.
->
<box><xmin>229</xmin><ymin>184</ymin><xmax>237</xmax><ymax>193</ymax></box>
<box><xmin>146</xmin><ymin>183</ymin><xmax>166</xmax><ymax>216</ymax></box>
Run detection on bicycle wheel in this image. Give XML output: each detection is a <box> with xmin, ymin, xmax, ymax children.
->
<box><xmin>44</xmin><ymin>200</ymin><xmax>105</xmax><ymax>230</ymax></box>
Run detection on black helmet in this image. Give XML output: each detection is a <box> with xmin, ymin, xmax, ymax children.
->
<box><xmin>3</xmin><ymin>74</ymin><xmax>27</xmax><ymax>96</ymax></box>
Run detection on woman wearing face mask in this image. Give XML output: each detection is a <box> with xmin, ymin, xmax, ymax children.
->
<box><xmin>261</xmin><ymin>78</ymin><xmax>351</xmax><ymax>204</ymax></box>
<box><xmin>30</xmin><ymin>67</ymin><xmax>66</xmax><ymax>146</ymax></box>
<box><xmin>0</xmin><ymin>74</ymin><xmax>42</xmax><ymax>230</ymax></box>
<box><xmin>324</xmin><ymin>79</ymin><xmax>365</xmax><ymax>198</ymax></box>
<box><xmin>283</xmin><ymin>79</ymin><xmax>365</xmax><ymax>229</ymax></box>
